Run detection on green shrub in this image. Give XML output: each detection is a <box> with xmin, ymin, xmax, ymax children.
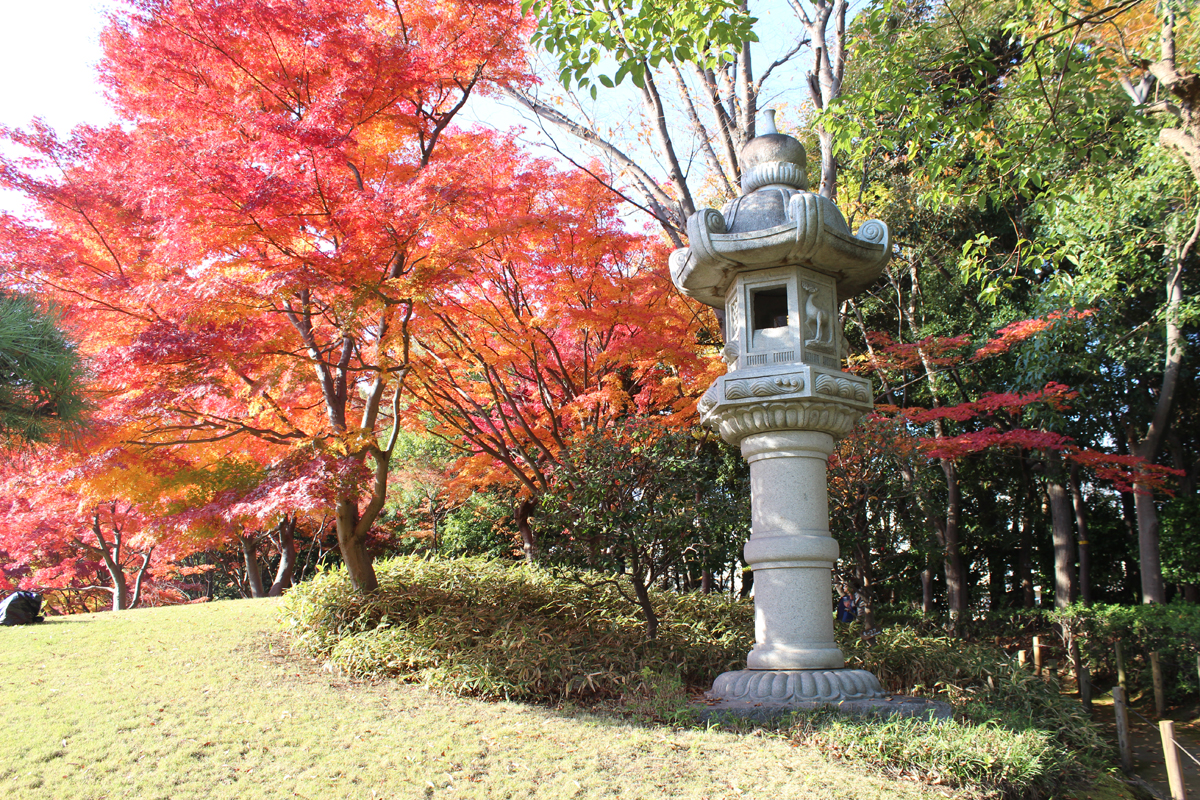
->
<box><xmin>1059</xmin><ymin>601</ymin><xmax>1200</xmax><ymax>699</ymax></box>
<box><xmin>837</xmin><ymin>624</ymin><xmax>1107</xmax><ymax>758</ymax></box>
<box><xmin>279</xmin><ymin>555</ymin><xmax>753</xmax><ymax>701</ymax></box>
<box><xmin>438</xmin><ymin>492</ymin><xmax>518</xmax><ymax>559</ymax></box>
<box><xmin>788</xmin><ymin>711</ymin><xmax>1074</xmax><ymax>800</ymax></box>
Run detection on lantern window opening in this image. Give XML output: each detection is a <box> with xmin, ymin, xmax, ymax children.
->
<box><xmin>751</xmin><ymin>286</ymin><xmax>789</xmax><ymax>332</ymax></box>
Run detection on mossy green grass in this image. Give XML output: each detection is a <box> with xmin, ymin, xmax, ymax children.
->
<box><xmin>0</xmin><ymin>599</ymin><xmax>941</xmax><ymax>800</ymax></box>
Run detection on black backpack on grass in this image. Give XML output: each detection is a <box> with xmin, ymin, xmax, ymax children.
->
<box><xmin>0</xmin><ymin>591</ymin><xmax>44</xmax><ymax>625</ymax></box>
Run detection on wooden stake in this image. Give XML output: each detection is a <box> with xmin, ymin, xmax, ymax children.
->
<box><xmin>1151</xmin><ymin>651</ymin><xmax>1166</xmax><ymax>718</ymax></box>
<box><xmin>1113</xmin><ymin>686</ymin><xmax>1133</xmax><ymax>772</ymax></box>
<box><xmin>1116</xmin><ymin>640</ymin><xmax>1127</xmax><ymax>690</ymax></box>
<box><xmin>1018</xmin><ymin>649</ymin><xmax>1027</xmax><ymax>667</ymax></box>
<box><xmin>1033</xmin><ymin>636</ymin><xmax>1043</xmax><ymax>677</ymax></box>
<box><xmin>1160</xmin><ymin>720</ymin><xmax>1188</xmax><ymax>800</ymax></box>
<box><xmin>1071</xmin><ymin>639</ymin><xmax>1092</xmax><ymax>708</ymax></box>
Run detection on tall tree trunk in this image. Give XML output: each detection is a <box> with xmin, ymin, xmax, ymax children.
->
<box><xmin>1018</xmin><ymin>498</ymin><xmax>1035</xmax><ymax>609</ymax></box>
<box><xmin>890</xmin><ymin>261</ymin><xmax>966</xmax><ymax>620</ymax></box>
<box><xmin>267</xmin><ymin>515</ymin><xmax>297</xmax><ymax>597</ymax></box>
<box><xmin>791</xmin><ymin>0</ymin><xmax>848</xmax><ymax>201</ymax></box>
<box><xmin>1045</xmin><ymin>452</ymin><xmax>1077</xmax><ymax>608</ymax></box>
<box><xmin>1119</xmin><ymin>490</ymin><xmax>1142</xmax><ymax>599</ymax></box>
<box><xmin>1132</xmin><ymin>487</ymin><xmax>1165</xmax><ymax>603</ymax></box>
<box><xmin>941</xmin><ymin>460</ymin><xmax>967</xmax><ymax>618</ymax></box>
<box><xmin>1109</xmin><ymin>3</ymin><xmax>1200</xmax><ymax>605</ymax></box>
<box><xmin>1128</xmin><ymin>11</ymin><xmax>1199</xmax><ymax>601</ymax></box>
<box><xmin>239</xmin><ymin>533</ymin><xmax>266</xmax><ymax>599</ymax></box>
<box><xmin>1069</xmin><ymin>462</ymin><xmax>1092</xmax><ymax>606</ymax></box>
<box><xmin>921</xmin><ymin>551</ymin><xmax>935</xmax><ymax>614</ymax></box>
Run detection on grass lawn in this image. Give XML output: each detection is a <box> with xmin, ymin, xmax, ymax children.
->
<box><xmin>0</xmin><ymin>599</ymin><xmax>947</xmax><ymax>800</ymax></box>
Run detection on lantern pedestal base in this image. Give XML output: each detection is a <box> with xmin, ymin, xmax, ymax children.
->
<box><xmin>708</xmin><ymin>668</ymin><xmax>884</xmax><ymax>704</ymax></box>
<box><xmin>699</xmin><ymin>670</ymin><xmax>950</xmax><ymax>723</ymax></box>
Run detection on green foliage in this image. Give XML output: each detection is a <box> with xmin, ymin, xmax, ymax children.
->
<box><xmin>523</xmin><ymin>0</ymin><xmax>757</xmax><ymax>97</ymax></box>
<box><xmin>279</xmin><ymin>556</ymin><xmax>753</xmax><ymax>701</ymax></box>
<box><xmin>1160</xmin><ymin>497</ymin><xmax>1200</xmax><ymax>585</ymax></box>
<box><xmin>438</xmin><ymin>491</ymin><xmax>517</xmax><ymax>559</ymax></box>
<box><xmin>538</xmin><ymin>424</ymin><xmax>748</xmax><ymax>634</ymax></box>
<box><xmin>830</xmin><ymin>0</ymin><xmax>1133</xmax><ymax>213</ymax></box>
<box><xmin>0</xmin><ymin>291</ymin><xmax>86</xmax><ymax>446</ymax></box>
<box><xmin>788</xmin><ymin>710</ymin><xmax>1074</xmax><ymax>799</ymax></box>
<box><xmin>382</xmin><ymin>428</ymin><xmax>454</xmax><ymax>549</ymax></box>
<box><xmin>1057</xmin><ymin>601</ymin><xmax>1200</xmax><ymax>697</ymax></box>
<box><xmin>1055</xmin><ymin>601</ymin><xmax>1200</xmax><ymax>655</ymax></box>
<box><xmin>837</xmin><ymin>623</ymin><xmax>1106</xmax><ymax>757</ymax></box>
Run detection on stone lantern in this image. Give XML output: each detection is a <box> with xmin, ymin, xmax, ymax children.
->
<box><xmin>670</xmin><ymin>111</ymin><xmax>889</xmax><ymax>705</ymax></box>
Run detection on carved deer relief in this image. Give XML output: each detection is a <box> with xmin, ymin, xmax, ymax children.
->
<box><xmin>802</xmin><ymin>281</ymin><xmax>833</xmax><ymax>350</ymax></box>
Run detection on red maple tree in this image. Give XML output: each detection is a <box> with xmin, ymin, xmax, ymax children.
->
<box><xmin>1</xmin><ymin>0</ymin><xmax>534</xmax><ymax>592</ymax></box>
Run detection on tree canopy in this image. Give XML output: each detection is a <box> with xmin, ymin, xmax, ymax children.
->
<box><xmin>0</xmin><ymin>0</ymin><xmax>1197</xmax><ymax>623</ymax></box>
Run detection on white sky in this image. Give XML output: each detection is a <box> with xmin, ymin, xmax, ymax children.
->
<box><xmin>0</xmin><ymin>0</ymin><xmax>116</xmax><ymax>215</ymax></box>
<box><xmin>0</xmin><ymin>0</ymin><xmax>115</xmax><ymax>134</ymax></box>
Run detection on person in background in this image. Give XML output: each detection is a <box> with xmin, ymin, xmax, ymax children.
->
<box><xmin>835</xmin><ymin>586</ymin><xmax>857</xmax><ymax>624</ymax></box>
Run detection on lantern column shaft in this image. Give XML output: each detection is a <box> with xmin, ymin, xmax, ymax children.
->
<box><xmin>743</xmin><ymin>430</ymin><xmax>843</xmax><ymax>670</ymax></box>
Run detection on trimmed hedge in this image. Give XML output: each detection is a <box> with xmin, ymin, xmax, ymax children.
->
<box><xmin>279</xmin><ymin>555</ymin><xmax>753</xmax><ymax>700</ymax></box>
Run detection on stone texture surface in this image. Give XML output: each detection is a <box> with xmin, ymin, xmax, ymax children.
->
<box><xmin>695</xmin><ymin>693</ymin><xmax>954</xmax><ymax>725</ymax></box>
<box><xmin>711</xmin><ymin>668</ymin><xmax>884</xmax><ymax>701</ymax></box>
<box><xmin>668</xmin><ymin>194</ymin><xmax>890</xmax><ymax>308</ymax></box>
<box><xmin>667</xmin><ymin>112</ymin><xmax>892</xmax><ymax>711</ymax></box>
<box><xmin>738</xmin><ymin>431</ymin><xmax>843</xmax><ymax>670</ymax></box>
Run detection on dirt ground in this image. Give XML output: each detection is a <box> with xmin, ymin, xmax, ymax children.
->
<box><xmin>1091</xmin><ymin>693</ymin><xmax>1200</xmax><ymax>797</ymax></box>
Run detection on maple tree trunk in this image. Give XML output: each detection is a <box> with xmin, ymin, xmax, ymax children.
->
<box><xmin>92</xmin><ymin>511</ymin><xmax>129</xmax><ymax>612</ymax></box>
<box><xmin>267</xmin><ymin>516</ymin><xmax>297</xmax><ymax>598</ymax></box>
<box><xmin>239</xmin><ymin>534</ymin><xmax>266</xmax><ymax>598</ymax></box>
<box><xmin>127</xmin><ymin>550</ymin><xmax>152</xmax><ymax>610</ymax></box>
<box><xmin>336</xmin><ymin>498</ymin><xmax>379</xmax><ymax>594</ymax></box>
<box><xmin>849</xmin><ymin>540</ymin><xmax>879</xmax><ymax>636</ymax></box>
<box><xmin>111</xmin><ymin>571</ymin><xmax>129</xmax><ymax>612</ymax></box>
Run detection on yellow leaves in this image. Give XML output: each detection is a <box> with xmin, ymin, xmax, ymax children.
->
<box><xmin>335</xmin><ymin>428</ymin><xmax>378</xmax><ymax>457</ymax></box>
